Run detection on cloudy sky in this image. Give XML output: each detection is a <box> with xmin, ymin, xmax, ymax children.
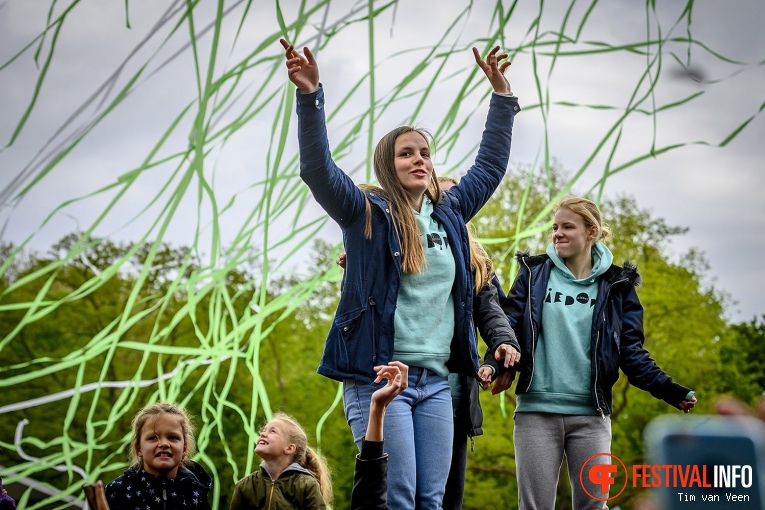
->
<box><xmin>1</xmin><ymin>0</ymin><xmax>763</xmax><ymax>323</ymax></box>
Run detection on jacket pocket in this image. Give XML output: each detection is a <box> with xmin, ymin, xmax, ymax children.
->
<box><xmin>611</xmin><ymin>330</ymin><xmax>621</xmax><ymax>354</ymax></box>
<box><xmin>603</xmin><ymin>331</ymin><xmax>621</xmax><ymax>384</ymax></box>
<box><xmin>335</xmin><ymin>307</ymin><xmax>368</xmax><ymax>369</ymax></box>
<box><xmin>337</xmin><ymin>307</ymin><xmax>365</xmax><ymax>336</ymax></box>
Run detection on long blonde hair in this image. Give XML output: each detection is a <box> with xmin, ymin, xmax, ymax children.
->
<box><xmin>272</xmin><ymin>412</ymin><xmax>333</xmax><ymax>505</ymax></box>
<box><xmin>362</xmin><ymin>126</ymin><xmax>442</xmax><ymax>274</ymax></box>
<box><xmin>438</xmin><ymin>176</ymin><xmax>494</xmax><ymax>293</ymax></box>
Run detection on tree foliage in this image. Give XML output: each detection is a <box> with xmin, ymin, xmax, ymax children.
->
<box><xmin>717</xmin><ymin>316</ymin><xmax>765</xmax><ymax>405</ymax></box>
<box><xmin>1</xmin><ymin>165</ymin><xmax>761</xmax><ymax>509</ymax></box>
<box><xmin>0</xmin><ymin>235</ymin><xmax>355</xmax><ymax>509</ymax></box>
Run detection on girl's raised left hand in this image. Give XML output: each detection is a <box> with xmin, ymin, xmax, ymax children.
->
<box><xmin>472</xmin><ymin>45</ymin><xmax>512</xmax><ymax>95</ymax></box>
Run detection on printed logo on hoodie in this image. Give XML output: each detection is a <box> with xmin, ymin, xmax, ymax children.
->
<box><xmin>545</xmin><ymin>287</ymin><xmax>596</xmax><ymax>307</ymax></box>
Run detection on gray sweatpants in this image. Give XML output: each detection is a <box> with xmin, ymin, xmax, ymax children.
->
<box><xmin>514</xmin><ymin>412</ymin><xmax>612</xmax><ymax>510</ymax></box>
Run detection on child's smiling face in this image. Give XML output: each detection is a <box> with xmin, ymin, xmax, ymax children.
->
<box><xmin>137</xmin><ymin>413</ymin><xmax>187</xmax><ymax>478</ymax></box>
<box><xmin>255</xmin><ymin>419</ymin><xmax>295</xmax><ymax>460</ymax></box>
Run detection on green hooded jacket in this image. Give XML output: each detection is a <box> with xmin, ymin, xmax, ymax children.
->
<box><xmin>229</xmin><ymin>462</ymin><xmax>326</xmax><ymax>510</ymax></box>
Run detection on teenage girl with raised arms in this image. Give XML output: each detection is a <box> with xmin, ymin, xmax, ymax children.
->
<box><xmin>280</xmin><ymin>38</ymin><xmax>520</xmax><ymax>509</ymax></box>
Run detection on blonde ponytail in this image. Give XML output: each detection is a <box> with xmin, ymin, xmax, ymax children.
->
<box><xmin>272</xmin><ymin>413</ymin><xmax>334</xmax><ymax>506</ymax></box>
<box><xmin>304</xmin><ymin>446</ymin><xmax>333</xmax><ymax>505</ymax></box>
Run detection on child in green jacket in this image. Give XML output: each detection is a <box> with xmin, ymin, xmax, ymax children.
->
<box><xmin>229</xmin><ymin>413</ymin><xmax>332</xmax><ymax>510</ymax></box>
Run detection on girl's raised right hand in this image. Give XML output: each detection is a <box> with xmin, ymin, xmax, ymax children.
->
<box><xmin>280</xmin><ymin>39</ymin><xmax>320</xmax><ymax>94</ymax></box>
<box><xmin>372</xmin><ymin>361</ymin><xmax>409</xmax><ymax>408</ymax></box>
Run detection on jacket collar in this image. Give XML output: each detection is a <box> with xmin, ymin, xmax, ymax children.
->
<box><xmin>127</xmin><ymin>461</ymin><xmax>212</xmax><ymax>490</ymax></box>
<box><xmin>515</xmin><ymin>251</ymin><xmax>641</xmax><ymax>286</ymax></box>
<box><xmin>259</xmin><ymin>461</ymin><xmax>313</xmax><ymax>480</ymax></box>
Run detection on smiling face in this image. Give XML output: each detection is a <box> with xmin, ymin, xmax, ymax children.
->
<box><xmin>552</xmin><ymin>207</ymin><xmax>598</xmax><ymax>260</ymax></box>
<box><xmin>255</xmin><ymin>419</ymin><xmax>295</xmax><ymax>461</ymax></box>
<box><xmin>393</xmin><ymin>131</ymin><xmax>434</xmax><ymax>206</ymax></box>
<box><xmin>136</xmin><ymin>413</ymin><xmax>187</xmax><ymax>478</ymax></box>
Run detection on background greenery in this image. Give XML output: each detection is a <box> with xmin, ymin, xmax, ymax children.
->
<box><xmin>2</xmin><ymin>166</ymin><xmax>763</xmax><ymax>508</ymax></box>
<box><xmin>1</xmin><ymin>1</ymin><xmax>763</xmax><ymax>509</ymax></box>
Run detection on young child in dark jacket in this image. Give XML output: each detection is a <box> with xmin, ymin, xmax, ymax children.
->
<box><xmin>229</xmin><ymin>413</ymin><xmax>332</xmax><ymax>509</ymax></box>
<box><xmin>105</xmin><ymin>403</ymin><xmax>212</xmax><ymax>510</ymax></box>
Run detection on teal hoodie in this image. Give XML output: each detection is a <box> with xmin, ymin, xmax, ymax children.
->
<box><xmin>516</xmin><ymin>242</ymin><xmax>614</xmax><ymax>415</ymax></box>
<box><xmin>393</xmin><ymin>195</ymin><xmax>455</xmax><ymax>377</ymax></box>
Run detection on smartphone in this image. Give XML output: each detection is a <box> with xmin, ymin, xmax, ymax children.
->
<box><xmin>644</xmin><ymin>414</ymin><xmax>765</xmax><ymax>510</ymax></box>
<box><xmin>82</xmin><ymin>483</ymin><xmax>98</xmax><ymax>510</ymax></box>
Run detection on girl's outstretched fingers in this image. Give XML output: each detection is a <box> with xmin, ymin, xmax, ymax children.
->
<box><xmin>279</xmin><ymin>39</ymin><xmax>320</xmax><ymax>93</ymax></box>
<box><xmin>472</xmin><ymin>45</ymin><xmax>512</xmax><ymax>94</ymax></box>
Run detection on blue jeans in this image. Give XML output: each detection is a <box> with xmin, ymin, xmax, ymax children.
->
<box><xmin>343</xmin><ymin>367</ymin><xmax>454</xmax><ymax>510</ymax></box>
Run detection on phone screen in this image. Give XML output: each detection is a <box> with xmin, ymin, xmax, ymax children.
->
<box><xmin>646</xmin><ymin>415</ymin><xmax>765</xmax><ymax>510</ymax></box>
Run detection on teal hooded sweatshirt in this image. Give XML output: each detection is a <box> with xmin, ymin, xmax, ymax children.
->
<box><xmin>516</xmin><ymin>242</ymin><xmax>614</xmax><ymax>415</ymax></box>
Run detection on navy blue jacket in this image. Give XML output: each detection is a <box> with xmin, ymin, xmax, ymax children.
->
<box><xmin>105</xmin><ymin>462</ymin><xmax>212</xmax><ymax>510</ymax></box>
<box><xmin>501</xmin><ymin>252</ymin><xmax>692</xmax><ymax>416</ymax></box>
<box><xmin>296</xmin><ymin>86</ymin><xmax>520</xmax><ymax>383</ymax></box>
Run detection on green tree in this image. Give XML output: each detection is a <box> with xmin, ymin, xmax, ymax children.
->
<box><xmin>717</xmin><ymin>316</ymin><xmax>765</xmax><ymax>405</ymax></box>
<box><xmin>0</xmin><ymin>235</ymin><xmax>352</xmax><ymax>509</ymax></box>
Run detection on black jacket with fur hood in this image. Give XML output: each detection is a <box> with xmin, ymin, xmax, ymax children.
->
<box><xmin>501</xmin><ymin>251</ymin><xmax>692</xmax><ymax>417</ymax></box>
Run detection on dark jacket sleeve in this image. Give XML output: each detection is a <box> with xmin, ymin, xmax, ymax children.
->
<box><xmin>300</xmin><ymin>476</ymin><xmax>328</xmax><ymax>510</ymax></box>
<box><xmin>617</xmin><ymin>284</ymin><xmax>692</xmax><ymax>409</ymax></box>
<box><xmin>351</xmin><ymin>440</ymin><xmax>388</xmax><ymax>510</ymax></box>
<box><xmin>296</xmin><ymin>85</ymin><xmax>367</xmax><ymax>229</ymax></box>
<box><xmin>495</xmin><ymin>263</ymin><xmax>533</xmax><ymax>381</ymax></box>
<box><xmin>475</xmin><ymin>276</ymin><xmax>520</xmax><ymax>354</ymax></box>
<box><xmin>228</xmin><ymin>482</ymin><xmax>245</xmax><ymax>510</ymax></box>
<box><xmin>500</xmin><ymin>265</ymin><xmax>529</xmax><ymax>344</ymax></box>
<box><xmin>452</xmin><ymin>94</ymin><xmax>520</xmax><ymax>223</ymax></box>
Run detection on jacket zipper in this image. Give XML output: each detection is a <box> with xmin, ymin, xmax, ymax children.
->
<box><xmin>162</xmin><ymin>480</ymin><xmax>167</xmax><ymax>510</ymax></box>
<box><xmin>267</xmin><ymin>481</ymin><xmax>274</xmax><ymax>510</ymax></box>
<box><xmin>593</xmin><ymin>329</ymin><xmax>605</xmax><ymax>420</ymax></box>
<box><xmin>593</xmin><ymin>277</ymin><xmax>628</xmax><ymax>419</ymax></box>
<box><xmin>523</xmin><ymin>257</ymin><xmax>536</xmax><ymax>392</ymax></box>
<box><xmin>369</xmin><ymin>296</ymin><xmax>377</xmax><ymax>363</ymax></box>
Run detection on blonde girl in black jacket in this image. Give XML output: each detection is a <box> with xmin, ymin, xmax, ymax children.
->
<box><xmin>499</xmin><ymin>196</ymin><xmax>697</xmax><ymax>509</ymax></box>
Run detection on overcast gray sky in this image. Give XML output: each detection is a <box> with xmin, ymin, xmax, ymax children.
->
<box><xmin>1</xmin><ymin>0</ymin><xmax>763</xmax><ymax>322</ymax></box>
